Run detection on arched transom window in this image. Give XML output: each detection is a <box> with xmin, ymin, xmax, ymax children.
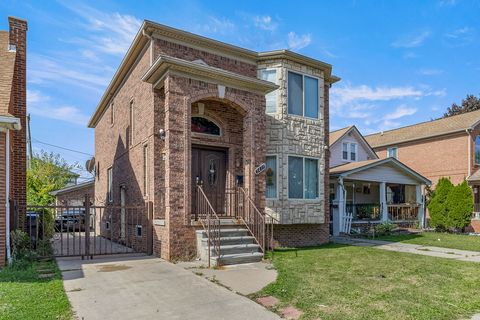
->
<box><xmin>191</xmin><ymin>116</ymin><xmax>221</xmax><ymax>136</ymax></box>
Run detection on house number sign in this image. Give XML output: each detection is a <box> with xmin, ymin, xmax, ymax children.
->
<box><xmin>254</xmin><ymin>163</ymin><xmax>267</xmax><ymax>175</ymax></box>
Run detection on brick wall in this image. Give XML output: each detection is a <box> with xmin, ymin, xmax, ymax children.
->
<box><xmin>55</xmin><ymin>183</ymin><xmax>94</xmax><ymax>206</ymax></box>
<box><xmin>272</xmin><ymin>224</ymin><xmax>330</xmax><ymax>247</ymax></box>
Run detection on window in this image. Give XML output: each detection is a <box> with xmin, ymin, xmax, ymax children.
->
<box><xmin>136</xmin><ymin>225</ymin><xmax>143</xmax><ymax>237</ymax></box>
<box><xmin>259</xmin><ymin>69</ymin><xmax>277</xmax><ymax>113</ymax></box>
<box><xmin>143</xmin><ymin>144</ymin><xmax>149</xmax><ymax>196</ymax></box>
<box><xmin>342</xmin><ymin>143</ymin><xmax>348</xmax><ymax>160</ymax></box>
<box><xmin>129</xmin><ymin>100</ymin><xmax>134</xmax><ymax>145</ymax></box>
<box><xmin>110</xmin><ymin>103</ymin><xmax>115</xmax><ymax>125</ymax></box>
<box><xmin>350</xmin><ymin>143</ymin><xmax>357</xmax><ymax>161</ymax></box>
<box><xmin>265</xmin><ymin>156</ymin><xmax>277</xmax><ymax>198</ymax></box>
<box><xmin>107</xmin><ymin>167</ymin><xmax>113</xmax><ymax>203</ymax></box>
<box><xmin>191</xmin><ymin>117</ymin><xmax>220</xmax><ymax>135</ymax></box>
<box><xmin>476</xmin><ymin>136</ymin><xmax>480</xmax><ymax>165</ymax></box>
<box><xmin>342</xmin><ymin>142</ymin><xmax>357</xmax><ymax>161</ymax></box>
<box><xmin>387</xmin><ymin>147</ymin><xmax>398</xmax><ymax>159</ymax></box>
<box><xmin>288</xmin><ymin>156</ymin><xmax>319</xmax><ymax>199</ymax></box>
<box><xmin>287</xmin><ymin>71</ymin><xmax>319</xmax><ymax>118</ymax></box>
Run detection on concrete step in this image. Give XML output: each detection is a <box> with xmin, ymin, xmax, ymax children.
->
<box><xmin>196</xmin><ymin>228</ymin><xmax>250</xmax><ymax>238</ymax></box>
<box><xmin>213</xmin><ymin>252</ymin><xmax>264</xmax><ymax>266</ymax></box>
<box><xmin>207</xmin><ymin>243</ymin><xmax>260</xmax><ymax>255</ymax></box>
<box><xmin>202</xmin><ymin>235</ymin><xmax>256</xmax><ymax>245</ymax></box>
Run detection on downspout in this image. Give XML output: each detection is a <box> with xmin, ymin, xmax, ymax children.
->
<box><xmin>2</xmin><ymin>128</ymin><xmax>12</xmax><ymax>264</ymax></box>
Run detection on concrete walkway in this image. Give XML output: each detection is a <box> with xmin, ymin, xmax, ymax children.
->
<box><xmin>334</xmin><ymin>237</ymin><xmax>480</xmax><ymax>262</ymax></box>
<box><xmin>58</xmin><ymin>255</ymin><xmax>280</xmax><ymax>320</ymax></box>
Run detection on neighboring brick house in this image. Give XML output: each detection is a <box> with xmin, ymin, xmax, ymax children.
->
<box><xmin>0</xmin><ymin>17</ymin><xmax>27</xmax><ymax>266</ymax></box>
<box><xmin>88</xmin><ymin>20</ymin><xmax>339</xmax><ymax>262</ymax></box>
<box><xmin>50</xmin><ymin>180</ymin><xmax>95</xmax><ymax>206</ymax></box>
<box><xmin>365</xmin><ymin>110</ymin><xmax>480</xmax><ymax>231</ymax></box>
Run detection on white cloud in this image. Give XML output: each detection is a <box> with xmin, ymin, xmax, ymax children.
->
<box><xmin>197</xmin><ymin>16</ymin><xmax>235</xmax><ymax>35</ymax></box>
<box><xmin>439</xmin><ymin>0</ymin><xmax>457</xmax><ymax>6</ymax></box>
<box><xmin>392</xmin><ymin>30</ymin><xmax>431</xmax><ymax>48</ymax></box>
<box><xmin>287</xmin><ymin>32</ymin><xmax>312</xmax><ymax>50</ymax></box>
<box><xmin>383</xmin><ymin>105</ymin><xmax>418</xmax><ymax>120</ymax></box>
<box><xmin>253</xmin><ymin>15</ymin><xmax>278</xmax><ymax>31</ymax></box>
<box><xmin>444</xmin><ymin>27</ymin><xmax>475</xmax><ymax>46</ymax></box>
<box><xmin>418</xmin><ymin>68</ymin><xmax>444</xmax><ymax>76</ymax></box>
<box><xmin>27</xmin><ymin>90</ymin><xmax>90</xmax><ymax>126</ymax></box>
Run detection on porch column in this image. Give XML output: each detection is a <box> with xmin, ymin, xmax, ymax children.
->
<box><xmin>380</xmin><ymin>182</ymin><xmax>388</xmax><ymax>221</ymax></box>
<box><xmin>333</xmin><ymin>179</ymin><xmax>344</xmax><ymax>236</ymax></box>
<box><xmin>416</xmin><ymin>185</ymin><xmax>425</xmax><ymax>228</ymax></box>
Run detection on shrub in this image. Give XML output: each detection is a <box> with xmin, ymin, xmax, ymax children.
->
<box><xmin>375</xmin><ymin>221</ymin><xmax>396</xmax><ymax>235</ymax></box>
<box><xmin>10</xmin><ymin>230</ymin><xmax>36</xmax><ymax>265</ymax></box>
<box><xmin>445</xmin><ymin>180</ymin><xmax>474</xmax><ymax>231</ymax></box>
<box><xmin>428</xmin><ymin>178</ymin><xmax>454</xmax><ymax>230</ymax></box>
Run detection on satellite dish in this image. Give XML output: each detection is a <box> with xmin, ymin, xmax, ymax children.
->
<box><xmin>85</xmin><ymin>156</ymin><xmax>96</xmax><ymax>173</ymax></box>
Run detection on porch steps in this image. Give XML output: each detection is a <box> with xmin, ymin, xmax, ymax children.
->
<box><xmin>196</xmin><ymin>224</ymin><xmax>263</xmax><ymax>266</ymax></box>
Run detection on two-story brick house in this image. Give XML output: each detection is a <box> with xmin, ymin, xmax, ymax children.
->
<box><xmin>0</xmin><ymin>17</ymin><xmax>27</xmax><ymax>266</ymax></box>
<box><xmin>88</xmin><ymin>20</ymin><xmax>339</xmax><ymax>264</ymax></box>
<box><xmin>365</xmin><ymin>109</ymin><xmax>480</xmax><ymax>231</ymax></box>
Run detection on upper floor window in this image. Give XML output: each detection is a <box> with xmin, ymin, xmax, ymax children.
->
<box><xmin>287</xmin><ymin>71</ymin><xmax>319</xmax><ymax>118</ymax></box>
<box><xmin>288</xmin><ymin>156</ymin><xmax>319</xmax><ymax>199</ymax></box>
<box><xmin>110</xmin><ymin>103</ymin><xmax>115</xmax><ymax>125</ymax></box>
<box><xmin>387</xmin><ymin>147</ymin><xmax>398</xmax><ymax>159</ymax></box>
<box><xmin>191</xmin><ymin>116</ymin><xmax>220</xmax><ymax>136</ymax></box>
<box><xmin>143</xmin><ymin>144</ymin><xmax>149</xmax><ymax>197</ymax></box>
<box><xmin>342</xmin><ymin>142</ymin><xmax>357</xmax><ymax>161</ymax></box>
<box><xmin>129</xmin><ymin>100</ymin><xmax>134</xmax><ymax>146</ymax></box>
<box><xmin>259</xmin><ymin>69</ymin><xmax>277</xmax><ymax>113</ymax></box>
<box><xmin>476</xmin><ymin>136</ymin><xmax>480</xmax><ymax>165</ymax></box>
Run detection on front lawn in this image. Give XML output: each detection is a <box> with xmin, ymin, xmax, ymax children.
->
<box><xmin>0</xmin><ymin>260</ymin><xmax>72</xmax><ymax>320</ymax></box>
<box><xmin>373</xmin><ymin>232</ymin><xmax>480</xmax><ymax>252</ymax></box>
<box><xmin>259</xmin><ymin>244</ymin><xmax>480</xmax><ymax>320</ymax></box>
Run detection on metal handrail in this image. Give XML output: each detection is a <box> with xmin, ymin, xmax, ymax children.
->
<box><xmin>196</xmin><ymin>185</ymin><xmax>221</xmax><ymax>267</ymax></box>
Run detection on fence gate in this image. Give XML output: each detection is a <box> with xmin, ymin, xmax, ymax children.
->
<box><xmin>24</xmin><ymin>198</ymin><xmax>153</xmax><ymax>259</ymax></box>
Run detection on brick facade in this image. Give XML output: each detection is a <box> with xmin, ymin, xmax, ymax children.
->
<box><xmin>53</xmin><ymin>182</ymin><xmax>94</xmax><ymax>206</ymax></box>
<box><xmin>92</xmin><ymin>22</ymin><xmax>338</xmax><ymax>262</ymax></box>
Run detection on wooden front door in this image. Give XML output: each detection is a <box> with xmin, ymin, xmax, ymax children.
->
<box><xmin>192</xmin><ymin>147</ymin><xmax>227</xmax><ymax>216</ymax></box>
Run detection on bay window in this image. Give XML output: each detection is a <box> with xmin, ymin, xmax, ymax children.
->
<box><xmin>288</xmin><ymin>156</ymin><xmax>319</xmax><ymax>199</ymax></box>
<box><xmin>287</xmin><ymin>71</ymin><xmax>319</xmax><ymax>118</ymax></box>
<box><xmin>259</xmin><ymin>69</ymin><xmax>277</xmax><ymax>113</ymax></box>
<box><xmin>265</xmin><ymin>155</ymin><xmax>277</xmax><ymax>198</ymax></box>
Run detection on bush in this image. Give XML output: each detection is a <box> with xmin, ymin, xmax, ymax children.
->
<box><xmin>10</xmin><ymin>230</ymin><xmax>36</xmax><ymax>267</ymax></box>
<box><xmin>428</xmin><ymin>178</ymin><xmax>454</xmax><ymax>230</ymax></box>
<box><xmin>375</xmin><ymin>221</ymin><xmax>396</xmax><ymax>235</ymax></box>
<box><xmin>445</xmin><ymin>180</ymin><xmax>474</xmax><ymax>231</ymax></box>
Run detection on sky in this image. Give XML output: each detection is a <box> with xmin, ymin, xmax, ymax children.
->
<box><xmin>1</xmin><ymin>0</ymin><xmax>479</xmax><ymax>180</ymax></box>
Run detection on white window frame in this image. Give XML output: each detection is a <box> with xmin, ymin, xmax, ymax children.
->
<box><xmin>287</xmin><ymin>155</ymin><xmax>320</xmax><ymax>200</ymax></box>
<box><xmin>350</xmin><ymin>143</ymin><xmax>357</xmax><ymax>161</ymax></box>
<box><xmin>259</xmin><ymin>68</ymin><xmax>278</xmax><ymax>114</ymax></box>
<box><xmin>135</xmin><ymin>225</ymin><xmax>143</xmax><ymax>237</ymax></box>
<box><xmin>265</xmin><ymin>154</ymin><xmax>279</xmax><ymax>200</ymax></box>
<box><xmin>387</xmin><ymin>147</ymin><xmax>398</xmax><ymax>159</ymax></box>
<box><xmin>107</xmin><ymin>167</ymin><xmax>113</xmax><ymax>203</ymax></box>
<box><xmin>342</xmin><ymin>142</ymin><xmax>357</xmax><ymax>162</ymax></box>
<box><xmin>286</xmin><ymin>70</ymin><xmax>321</xmax><ymax>119</ymax></box>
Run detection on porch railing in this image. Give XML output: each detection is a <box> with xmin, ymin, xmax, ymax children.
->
<box><xmin>195</xmin><ymin>185</ymin><xmax>221</xmax><ymax>267</ymax></box>
<box><xmin>472</xmin><ymin>204</ymin><xmax>480</xmax><ymax>220</ymax></box>
<box><xmin>388</xmin><ymin>204</ymin><xmax>419</xmax><ymax>221</ymax></box>
<box><xmin>347</xmin><ymin>203</ymin><xmax>381</xmax><ymax>221</ymax></box>
<box><xmin>237</xmin><ymin>187</ymin><xmax>266</xmax><ymax>253</ymax></box>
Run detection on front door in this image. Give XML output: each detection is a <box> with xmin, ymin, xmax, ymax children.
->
<box><xmin>192</xmin><ymin>147</ymin><xmax>227</xmax><ymax>216</ymax></box>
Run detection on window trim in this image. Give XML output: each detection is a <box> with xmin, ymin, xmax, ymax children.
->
<box><xmin>350</xmin><ymin>143</ymin><xmax>357</xmax><ymax>161</ymax></box>
<box><xmin>110</xmin><ymin>102</ymin><xmax>115</xmax><ymax>125</ymax></box>
<box><xmin>286</xmin><ymin>70</ymin><xmax>321</xmax><ymax>119</ymax></box>
<box><xmin>129</xmin><ymin>99</ymin><xmax>134</xmax><ymax>146</ymax></box>
<box><xmin>191</xmin><ymin>114</ymin><xmax>222</xmax><ymax>137</ymax></box>
<box><xmin>387</xmin><ymin>147</ymin><xmax>398</xmax><ymax>159</ymax></box>
<box><xmin>259</xmin><ymin>68</ymin><xmax>278</xmax><ymax>114</ymax></box>
<box><xmin>342</xmin><ymin>142</ymin><xmax>357</xmax><ymax>162</ymax></box>
<box><xmin>135</xmin><ymin>225</ymin><xmax>143</xmax><ymax>237</ymax></box>
<box><xmin>342</xmin><ymin>142</ymin><xmax>349</xmax><ymax>161</ymax></box>
<box><xmin>143</xmin><ymin>144</ymin><xmax>149</xmax><ymax>197</ymax></box>
<box><xmin>265</xmin><ymin>154</ymin><xmax>279</xmax><ymax>200</ymax></box>
<box><xmin>287</xmin><ymin>155</ymin><xmax>320</xmax><ymax>201</ymax></box>
<box><xmin>475</xmin><ymin>136</ymin><xmax>480</xmax><ymax>165</ymax></box>
<box><xmin>107</xmin><ymin>167</ymin><xmax>113</xmax><ymax>203</ymax></box>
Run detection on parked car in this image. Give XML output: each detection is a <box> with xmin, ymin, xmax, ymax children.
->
<box><xmin>54</xmin><ymin>210</ymin><xmax>86</xmax><ymax>232</ymax></box>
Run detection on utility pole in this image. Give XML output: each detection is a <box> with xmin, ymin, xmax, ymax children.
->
<box><xmin>26</xmin><ymin>113</ymin><xmax>33</xmax><ymax>168</ymax></box>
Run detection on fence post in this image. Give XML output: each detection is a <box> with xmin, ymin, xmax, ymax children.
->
<box><xmin>84</xmin><ymin>194</ymin><xmax>91</xmax><ymax>259</ymax></box>
<box><xmin>146</xmin><ymin>201</ymin><xmax>154</xmax><ymax>255</ymax></box>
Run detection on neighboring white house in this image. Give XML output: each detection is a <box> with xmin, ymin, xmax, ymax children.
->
<box><xmin>329</xmin><ymin>126</ymin><xmax>431</xmax><ymax>235</ymax></box>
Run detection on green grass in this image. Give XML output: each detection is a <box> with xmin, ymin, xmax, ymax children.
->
<box><xmin>0</xmin><ymin>260</ymin><xmax>72</xmax><ymax>320</ymax></box>
<box><xmin>373</xmin><ymin>232</ymin><xmax>480</xmax><ymax>252</ymax></box>
<box><xmin>259</xmin><ymin>244</ymin><xmax>480</xmax><ymax>320</ymax></box>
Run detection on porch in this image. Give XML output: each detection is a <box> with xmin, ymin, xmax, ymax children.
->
<box><xmin>329</xmin><ymin>158</ymin><xmax>431</xmax><ymax>236</ymax></box>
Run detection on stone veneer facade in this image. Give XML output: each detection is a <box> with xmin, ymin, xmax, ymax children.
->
<box><xmin>90</xmin><ymin>21</ymin><xmax>338</xmax><ymax>262</ymax></box>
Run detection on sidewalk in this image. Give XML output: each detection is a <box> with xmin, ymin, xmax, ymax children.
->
<box><xmin>333</xmin><ymin>237</ymin><xmax>480</xmax><ymax>263</ymax></box>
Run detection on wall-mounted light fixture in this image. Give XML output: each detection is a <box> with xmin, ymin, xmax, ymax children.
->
<box><xmin>159</xmin><ymin>128</ymin><xmax>166</xmax><ymax>140</ymax></box>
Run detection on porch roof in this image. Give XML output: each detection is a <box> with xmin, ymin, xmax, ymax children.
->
<box><xmin>330</xmin><ymin>158</ymin><xmax>431</xmax><ymax>185</ymax></box>
<box><xmin>467</xmin><ymin>170</ymin><xmax>480</xmax><ymax>183</ymax></box>
<box><xmin>142</xmin><ymin>54</ymin><xmax>279</xmax><ymax>94</ymax></box>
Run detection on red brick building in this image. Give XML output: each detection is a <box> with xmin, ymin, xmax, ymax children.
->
<box><xmin>365</xmin><ymin>110</ymin><xmax>480</xmax><ymax>232</ymax></box>
<box><xmin>88</xmin><ymin>21</ymin><xmax>339</xmax><ymax>263</ymax></box>
<box><xmin>51</xmin><ymin>180</ymin><xmax>94</xmax><ymax>206</ymax></box>
<box><xmin>0</xmin><ymin>17</ymin><xmax>27</xmax><ymax>266</ymax></box>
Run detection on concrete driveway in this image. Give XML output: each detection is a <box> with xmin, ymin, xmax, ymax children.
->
<box><xmin>58</xmin><ymin>255</ymin><xmax>280</xmax><ymax>320</ymax></box>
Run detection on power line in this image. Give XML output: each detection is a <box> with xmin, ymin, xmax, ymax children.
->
<box><xmin>32</xmin><ymin>138</ymin><xmax>93</xmax><ymax>157</ymax></box>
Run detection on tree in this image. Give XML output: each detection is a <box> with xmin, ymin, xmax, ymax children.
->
<box><xmin>444</xmin><ymin>94</ymin><xmax>480</xmax><ymax>118</ymax></box>
<box><xmin>27</xmin><ymin>151</ymin><xmax>79</xmax><ymax>206</ymax></box>
<box><xmin>445</xmin><ymin>180</ymin><xmax>474</xmax><ymax>231</ymax></box>
<box><xmin>428</xmin><ymin>177</ymin><xmax>453</xmax><ymax>230</ymax></box>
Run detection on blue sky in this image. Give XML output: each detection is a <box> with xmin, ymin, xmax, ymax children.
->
<box><xmin>1</xmin><ymin>0</ymin><xmax>479</xmax><ymax>180</ymax></box>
